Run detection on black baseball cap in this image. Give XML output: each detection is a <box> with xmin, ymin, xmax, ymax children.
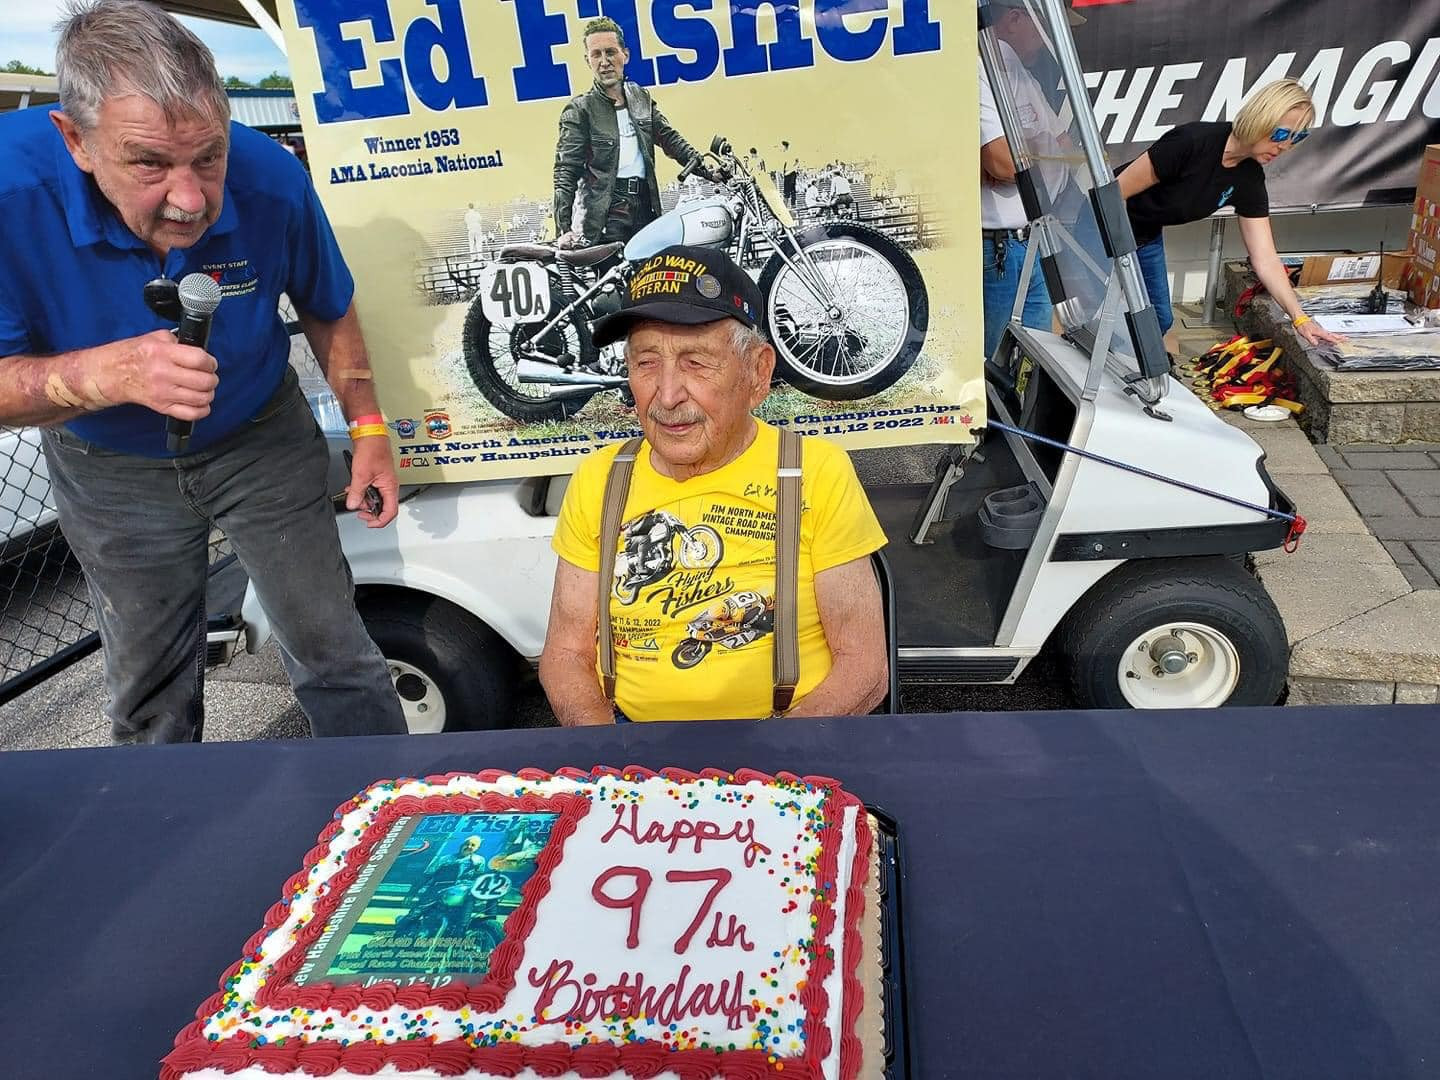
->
<box><xmin>591</xmin><ymin>244</ymin><xmax>763</xmax><ymax>348</ymax></box>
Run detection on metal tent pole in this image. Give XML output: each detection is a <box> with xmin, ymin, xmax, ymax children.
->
<box><xmin>237</xmin><ymin>0</ymin><xmax>287</xmax><ymax>53</ymax></box>
<box><xmin>1202</xmin><ymin>216</ymin><xmax>1227</xmax><ymax>324</ymax></box>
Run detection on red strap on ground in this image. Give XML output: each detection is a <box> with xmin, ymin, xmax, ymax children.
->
<box><xmin>1284</xmin><ymin>514</ymin><xmax>1307</xmax><ymax>553</ymax></box>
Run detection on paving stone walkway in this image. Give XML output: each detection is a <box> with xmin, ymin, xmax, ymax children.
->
<box><xmin>1317</xmin><ymin>444</ymin><xmax>1440</xmax><ymax>590</ymax></box>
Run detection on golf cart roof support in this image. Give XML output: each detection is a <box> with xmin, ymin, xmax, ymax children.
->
<box><xmin>1089</xmin><ymin>179</ymin><xmax>1171</xmax><ymax>379</ymax></box>
<box><xmin>978</xmin><ymin>0</ymin><xmax>1172</xmax><ymax>404</ymax></box>
<box><xmin>1033</xmin><ymin>0</ymin><xmax>1170</xmax><ymax>391</ymax></box>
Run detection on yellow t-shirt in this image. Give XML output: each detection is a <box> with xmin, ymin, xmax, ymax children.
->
<box><xmin>552</xmin><ymin>422</ymin><xmax>887</xmax><ymax>722</ymax></box>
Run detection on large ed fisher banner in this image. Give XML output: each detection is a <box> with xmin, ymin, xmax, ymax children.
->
<box><xmin>278</xmin><ymin>1</ymin><xmax>982</xmax><ymax>482</ymax></box>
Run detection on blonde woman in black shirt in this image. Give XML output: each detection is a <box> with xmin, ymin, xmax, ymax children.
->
<box><xmin>1119</xmin><ymin>78</ymin><xmax>1343</xmax><ymax>348</ymax></box>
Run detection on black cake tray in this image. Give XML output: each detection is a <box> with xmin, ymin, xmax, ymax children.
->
<box><xmin>869</xmin><ymin>805</ymin><xmax>910</xmax><ymax>1080</ymax></box>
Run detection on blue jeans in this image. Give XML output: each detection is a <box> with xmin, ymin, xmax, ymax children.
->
<box><xmin>1135</xmin><ymin>234</ymin><xmax>1174</xmax><ymax>335</ymax></box>
<box><xmin>42</xmin><ymin>368</ymin><xmax>406</xmax><ymax>743</ymax></box>
<box><xmin>982</xmin><ymin>232</ymin><xmax>1053</xmax><ymax>358</ymax></box>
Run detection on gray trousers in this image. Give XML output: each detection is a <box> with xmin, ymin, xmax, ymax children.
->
<box><xmin>42</xmin><ymin>369</ymin><xmax>406</xmax><ymax>743</ymax></box>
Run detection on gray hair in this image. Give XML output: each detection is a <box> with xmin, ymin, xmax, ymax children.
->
<box><xmin>55</xmin><ymin>0</ymin><xmax>230</xmax><ymax>133</ymax></box>
<box><xmin>623</xmin><ymin>316</ymin><xmax>769</xmax><ymax>361</ymax></box>
<box><xmin>729</xmin><ymin>318</ymin><xmax>769</xmax><ymax>360</ymax></box>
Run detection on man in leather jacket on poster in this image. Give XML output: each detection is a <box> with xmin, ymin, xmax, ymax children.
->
<box><xmin>552</xmin><ymin>17</ymin><xmax>716</xmax><ymax>248</ymax></box>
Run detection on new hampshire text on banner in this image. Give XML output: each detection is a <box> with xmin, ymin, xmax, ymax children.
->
<box><xmin>277</xmin><ymin>0</ymin><xmax>983</xmax><ymax>482</ymax></box>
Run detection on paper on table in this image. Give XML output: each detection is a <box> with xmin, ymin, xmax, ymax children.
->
<box><xmin>1315</xmin><ymin>314</ymin><xmax>1432</xmax><ymax>335</ymax></box>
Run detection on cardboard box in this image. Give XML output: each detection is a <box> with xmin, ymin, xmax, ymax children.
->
<box><xmin>1297</xmin><ymin>252</ymin><xmax>1410</xmax><ymax>288</ymax></box>
<box><xmin>1406</xmin><ymin>145</ymin><xmax>1440</xmax><ymax>306</ymax></box>
<box><xmin>1402</xmin><ymin>261</ymin><xmax>1440</xmax><ymax>310</ymax></box>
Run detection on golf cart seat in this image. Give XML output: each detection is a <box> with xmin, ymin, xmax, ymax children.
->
<box><xmin>499</xmin><ymin>241</ymin><xmax>624</xmax><ymax>267</ymax></box>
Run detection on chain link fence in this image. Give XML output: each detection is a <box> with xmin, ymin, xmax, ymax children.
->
<box><xmin>0</xmin><ymin>308</ymin><xmax>319</xmax><ymax>704</ymax></box>
<box><xmin>0</xmin><ymin>427</ymin><xmax>95</xmax><ymax>697</ymax></box>
<box><xmin>0</xmin><ymin>430</ymin><xmax>236</xmax><ymax>704</ymax></box>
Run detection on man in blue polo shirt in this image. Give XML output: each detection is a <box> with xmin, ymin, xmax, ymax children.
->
<box><xmin>0</xmin><ymin>0</ymin><xmax>406</xmax><ymax>743</ymax></box>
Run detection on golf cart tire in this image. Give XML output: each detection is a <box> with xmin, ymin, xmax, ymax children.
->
<box><xmin>1058</xmin><ymin>557</ymin><xmax>1288</xmax><ymax>709</ymax></box>
<box><xmin>360</xmin><ymin>592</ymin><xmax>517</xmax><ymax>732</ymax></box>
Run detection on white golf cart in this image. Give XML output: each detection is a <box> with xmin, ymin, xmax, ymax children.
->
<box><xmin>217</xmin><ymin>0</ymin><xmax>1297</xmax><ymax>731</ymax></box>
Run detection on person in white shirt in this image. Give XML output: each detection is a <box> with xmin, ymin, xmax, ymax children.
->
<box><xmin>829</xmin><ymin>170</ymin><xmax>855</xmax><ymax>218</ymax></box>
<box><xmin>463</xmin><ymin>203</ymin><xmax>484</xmax><ymax>256</ymax></box>
<box><xmin>979</xmin><ymin>0</ymin><xmax>1080</xmax><ymax>357</ymax></box>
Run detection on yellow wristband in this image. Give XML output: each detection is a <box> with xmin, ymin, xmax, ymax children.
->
<box><xmin>348</xmin><ymin>424</ymin><xmax>390</xmax><ymax>440</ymax></box>
<box><xmin>1293</xmin><ymin>313</ymin><xmax>1313</xmax><ymax>328</ymax></box>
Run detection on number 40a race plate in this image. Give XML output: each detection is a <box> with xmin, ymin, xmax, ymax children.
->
<box><xmin>478</xmin><ymin>261</ymin><xmax>552</xmax><ymax>328</ymax></box>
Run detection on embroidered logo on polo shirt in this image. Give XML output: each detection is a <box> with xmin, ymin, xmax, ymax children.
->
<box><xmin>201</xmin><ymin>258</ymin><xmax>259</xmax><ymax>298</ymax></box>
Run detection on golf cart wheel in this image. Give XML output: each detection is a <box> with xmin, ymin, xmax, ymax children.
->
<box><xmin>360</xmin><ymin>593</ymin><xmax>518</xmax><ymax>733</ymax></box>
<box><xmin>1058</xmin><ymin>557</ymin><xmax>1287</xmax><ymax>709</ymax></box>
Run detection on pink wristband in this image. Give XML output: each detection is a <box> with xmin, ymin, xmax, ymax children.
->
<box><xmin>347</xmin><ymin>413</ymin><xmax>384</xmax><ymax>428</ymax></box>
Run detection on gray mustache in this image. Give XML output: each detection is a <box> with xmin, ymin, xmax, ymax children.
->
<box><xmin>161</xmin><ymin>206</ymin><xmax>206</xmax><ymax>224</ymax></box>
<box><xmin>648</xmin><ymin>409</ymin><xmax>704</xmax><ymax>426</ymax></box>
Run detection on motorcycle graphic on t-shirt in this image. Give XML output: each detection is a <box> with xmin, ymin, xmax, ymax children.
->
<box><xmin>613</xmin><ymin>510</ymin><xmax>724</xmax><ymax>604</ymax></box>
<box><xmin>671</xmin><ymin>591</ymin><xmax>775</xmax><ymax>669</ymax></box>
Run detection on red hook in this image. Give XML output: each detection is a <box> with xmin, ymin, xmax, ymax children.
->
<box><xmin>1283</xmin><ymin>514</ymin><xmax>1308</xmax><ymax>553</ymax></box>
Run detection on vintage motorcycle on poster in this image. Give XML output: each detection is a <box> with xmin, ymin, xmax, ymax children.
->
<box><xmin>462</xmin><ymin>136</ymin><xmax>930</xmax><ymax>423</ymax></box>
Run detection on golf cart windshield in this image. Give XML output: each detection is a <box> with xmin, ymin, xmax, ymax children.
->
<box><xmin>979</xmin><ymin>0</ymin><xmax>1170</xmax><ymax>401</ymax></box>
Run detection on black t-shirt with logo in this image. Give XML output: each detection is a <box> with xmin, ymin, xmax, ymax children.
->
<box><xmin>1122</xmin><ymin>121</ymin><xmax>1269</xmax><ymax>244</ymax></box>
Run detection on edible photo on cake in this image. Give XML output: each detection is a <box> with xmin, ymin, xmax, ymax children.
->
<box><xmin>293</xmin><ymin>812</ymin><xmax>558</xmax><ymax>987</ymax></box>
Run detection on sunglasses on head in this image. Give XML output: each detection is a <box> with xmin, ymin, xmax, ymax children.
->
<box><xmin>1269</xmin><ymin>126</ymin><xmax>1311</xmax><ymax>145</ymax></box>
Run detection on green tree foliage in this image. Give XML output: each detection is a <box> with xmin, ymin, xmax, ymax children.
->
<box><xmin>4</xmin><ymin>60</ymin><xmax>53</xmax><ymax>76</ymax></box>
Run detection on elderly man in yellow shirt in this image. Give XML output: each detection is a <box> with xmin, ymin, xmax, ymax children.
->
<box><xmin>540</xmin><ymin>244</ymin><xmax>889</xmax><ymax>723</ymax></box>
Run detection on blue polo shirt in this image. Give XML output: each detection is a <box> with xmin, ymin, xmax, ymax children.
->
<box><xmin>0</xmin><ymin>105</ymin><xmax>353</xmax><ymax>456</ymax></box>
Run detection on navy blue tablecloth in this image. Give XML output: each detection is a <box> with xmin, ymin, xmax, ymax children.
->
<box><xmin>2</xmin><ymin>706</ymin><xmax>1438</xmax><ymax>1079</ymax></box>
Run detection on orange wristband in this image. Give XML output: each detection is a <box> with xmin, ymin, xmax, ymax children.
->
<box><xmin>1292</xmin><ymin>313</ymin><xmax>1312</xmax><ymax>328</ymax></box>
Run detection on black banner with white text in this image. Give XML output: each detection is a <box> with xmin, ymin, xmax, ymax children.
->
<box><xmin>1070</xmin><ymin>0</ymin><xmax>1440</xmax><ymax>210</ymax></box>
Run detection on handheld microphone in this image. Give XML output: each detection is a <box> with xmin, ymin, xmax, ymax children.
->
<box><xmin>167</xmin><ymin>273</ymin><xmax>223</xmax><ymax>454</ymax></box>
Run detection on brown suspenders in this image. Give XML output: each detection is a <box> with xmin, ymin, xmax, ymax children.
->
<box><xmin>596</xmin><ymin>428</ymin><xmax>803</xmax><ymax>716</ymax></box>
<box><xmin>596</xmin><ymin>436</ymin><xmax>643</xmax><ymax>704</ymax></box>
<box><xmin>771</xmin><ymin>427</ymin><xmax>802</xmax><ymax>715</ymax></box>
